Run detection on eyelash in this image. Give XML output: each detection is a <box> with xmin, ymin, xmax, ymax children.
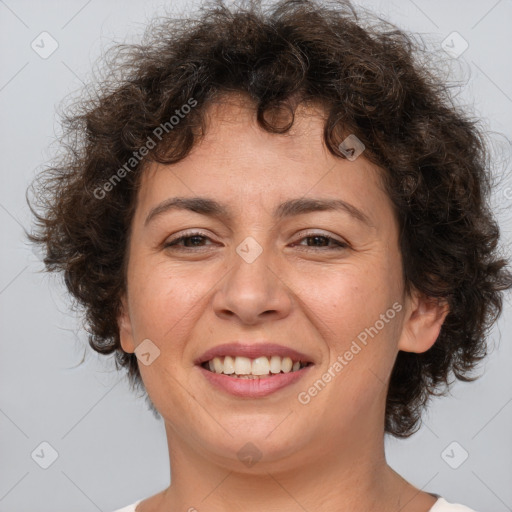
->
<box><xmin>164</xmin><ymin>231</ymin><xmax>348</xmax><ymax>251</ymax></box>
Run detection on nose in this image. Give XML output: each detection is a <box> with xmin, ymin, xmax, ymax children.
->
<box><xmin>212</xmin><ymin>240</ymin><xmax>293</xmax><ymax>326</ymax></box>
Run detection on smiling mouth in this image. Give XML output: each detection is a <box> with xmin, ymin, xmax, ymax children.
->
<box><xmin>200</xmin><ymin>355</ymin><xmax>312</xmax><ymax>379</ymax></box>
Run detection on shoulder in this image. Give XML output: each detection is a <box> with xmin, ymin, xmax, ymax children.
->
<box><xmin>430</xmin><ymin>497</ymin><xmax>478</xmax><ymax>512</ymax></box>
<box><xmin>110</xmin><ymin>499</ymin><xmax>143</xmax><ymax>512</ymax></box>
<box><xmin>110</xmin><ymin>496</ymin><xmax>479</xmax><ymax>512</ymax></box>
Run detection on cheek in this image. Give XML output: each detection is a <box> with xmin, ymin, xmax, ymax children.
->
<box><xmin>298</xmin><ymin>264</ymin><xmax>403</xmax><ymax>427</ymax></box>
<box><xmin>126</xmin><ymin>255</ymin><xmax>210</xmax><ymax>340</ymax></box>
<box><xmin>299</xmin><ymin>251</ymin><xmax>403</xmax><ymax>387</ymax></box>
<box><xmin>300</xmin><ymin>260</ymin><xmax>400</xmax><ymax>339</ymax></box>
<box><xmin>128</xmin><ymin>250</ymin><xmax>211</xmax><ymax>322</ymax></box>
<box><xmin>125</xmin><ymin>261</ymin><xmax>201</xmax><ymax>402</ymax></box>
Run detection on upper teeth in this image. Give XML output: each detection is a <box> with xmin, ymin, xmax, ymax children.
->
<box><xmin>204</xmin><ymin>355</ymin><xmax>306</xmax><ymax>376</ymax></box>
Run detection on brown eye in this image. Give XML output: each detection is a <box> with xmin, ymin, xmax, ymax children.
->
<box><xmin>164</xmin><ymin>232</ymin><xmax>214</xmax><ymax>249</ymax></box>
<box><xmin>293</xmin><ymin>234</ymin><xmax>348</xmax><ymax>250</ymax></box>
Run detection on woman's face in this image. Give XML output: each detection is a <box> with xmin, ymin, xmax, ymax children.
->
<box><xmin>119</xmin><ymin>94</ymin><xmax>430</xmax><ymax>471</ymax></box>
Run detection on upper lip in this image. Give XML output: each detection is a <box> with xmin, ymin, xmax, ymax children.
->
<box><xmin>194</xmin><ymin>342</ymin><xmax>315</xmax><ymax>365</ymax></box>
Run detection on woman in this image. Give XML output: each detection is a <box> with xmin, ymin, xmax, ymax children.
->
<box><xmin>29</xmin><ymin>0</ymin><xmax>512</xmax><ymax>510</ymax></box>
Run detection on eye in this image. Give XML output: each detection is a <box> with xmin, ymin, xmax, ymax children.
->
<box><xmin>164</xmin><ymin>231</ymin><xmax>214</xmax><ymax>249</ymax></box>
<box><xmin>292</xmin><ymin>232</ymin><xmax>348</xmax><ymax>250</ymax></box>
<box><xmin>163</xmin><ymin>231</ymin><xmax>349</xmax><ymax>251</ymax></box>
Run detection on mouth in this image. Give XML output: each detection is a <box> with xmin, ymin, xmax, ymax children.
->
<box><xmin>195</xmin><ymin>342</ymin><xmax>315</xmax><ymax>397</ymax></box>
<box><xmin>200</xmin><ymin>355</ymin><xmax>312</xmax><ymax>378</ymax></box>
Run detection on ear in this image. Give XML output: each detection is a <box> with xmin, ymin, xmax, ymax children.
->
<box><xmin>118</xmin><ymin>295</ymin><xmax>136</xmax><ymax>354</ymax></box>
<box><xmin>397</xmin><ymin>289</ymin><xmax>449</xmax><ymax>353</ymax></box>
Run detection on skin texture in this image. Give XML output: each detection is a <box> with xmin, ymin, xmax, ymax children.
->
<box><xmin>118</xmin><ymin>94</ymin><xmax>449</xmax><ymax>512</ymax></box>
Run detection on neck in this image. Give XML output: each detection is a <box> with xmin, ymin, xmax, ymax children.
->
<box><xmin>143</xmin><ymin>384</ymin><xmax>437</xmax><ymax>512</ymax></box>
<box><xmin>153</xmin><ymin>423</ymin><xmax>417</xmax><ymax>512</ymax></box>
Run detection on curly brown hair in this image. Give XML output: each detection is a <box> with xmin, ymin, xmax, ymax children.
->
<box><xmin>28</xmin><ymin>0</ymin><xmax>512</xmax><ymax>437</ymax></box>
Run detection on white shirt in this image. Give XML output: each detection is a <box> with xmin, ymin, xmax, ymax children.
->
<box><xmin>111</xmin><ymin>496</ymin><xmax>478</xmax><ymax>511</ymax></box>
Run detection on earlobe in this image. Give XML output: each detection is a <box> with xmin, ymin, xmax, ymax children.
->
<box><xmin>118</xmin><ymin>295</ymin><xmax>135</xmax><ymax>354</ymax></box>
<box><xmin>398</xmin><ymin>291</ymin><xmax>450</xmax><ymax>354</ymax></box>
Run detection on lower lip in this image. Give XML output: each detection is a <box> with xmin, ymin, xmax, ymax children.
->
<box><xmin>197</xmin><ymin>365</ymin><xmax>313</xmax><ymax>398</ymax></box>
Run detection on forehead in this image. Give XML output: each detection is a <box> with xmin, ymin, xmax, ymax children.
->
<box><xmin>197</xmin><ymin>92</ymin><xmax>332</xmax><ymax>161</ymax></box>
<box><xmin>135</xmin><ymin>93</ymin><xmax>392</xmax><ymax>226</ymax></box>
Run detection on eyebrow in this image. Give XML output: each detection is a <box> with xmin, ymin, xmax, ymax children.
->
<box><xmin>144</xmin><ymin>196</ymin><xmax>374</xmax><ymax>228</ymax></box>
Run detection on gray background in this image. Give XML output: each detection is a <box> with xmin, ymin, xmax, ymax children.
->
<box><xmin>0</xmin><ymin>0</ymin><xmax>511</xmax><ymax>511</ymax></box>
